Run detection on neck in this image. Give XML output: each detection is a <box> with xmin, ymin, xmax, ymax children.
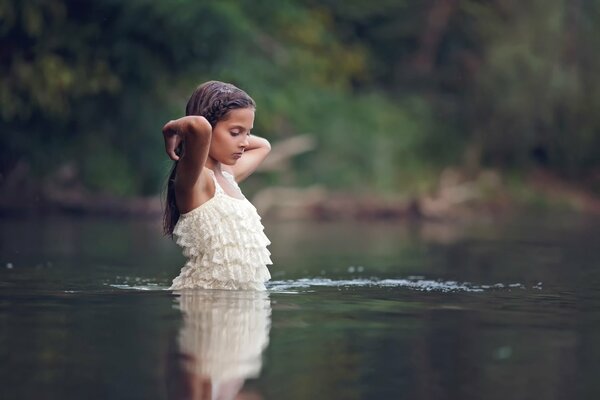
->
<box><xmin>204</xmin><ymin>157</ymin><xmax>222</xmax><ymax>174</ymax></box>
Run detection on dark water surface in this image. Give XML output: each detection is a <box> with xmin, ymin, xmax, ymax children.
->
<box><xmin>1</xmin><ymin>214</ymin><xmax>599</xmax><ymax>400</ymax></box>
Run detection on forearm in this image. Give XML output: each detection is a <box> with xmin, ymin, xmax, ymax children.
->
<box><xmin>165</xmin><ymin>116</ymin><xmax>211</xmax><ymax>141</ymax></box>
<box><xmin>247</xmin><ymin>135</ymin><xmax>271</xmax><ymax>152</ymax></box>
<box><xmin>229</xmin><ymin>134</ymin><xmax>271</xmax><ymax>182</ymax></box>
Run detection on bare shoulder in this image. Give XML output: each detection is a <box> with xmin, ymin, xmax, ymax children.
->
<box><xmin>174</xmin><ymin>166</ymin><xmax>215</xmax><ymax>213</ymax></box>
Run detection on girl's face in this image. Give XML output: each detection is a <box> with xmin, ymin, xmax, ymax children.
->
<box><xmin>208</xmin><ymin>107</ymin><xmax>254</xmax><ymax>165</ymax></box>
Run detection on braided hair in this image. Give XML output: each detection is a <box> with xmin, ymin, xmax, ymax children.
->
<box><xmin>163</xmin><ymin>81</ymin><xmax>256</xmax><ymax>236</ymax></box>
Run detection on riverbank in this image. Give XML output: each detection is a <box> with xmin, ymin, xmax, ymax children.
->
<box><xmin>1</xmin><ymin>166</ymin><xmax>598</xmax><ymax>220</ymax></box>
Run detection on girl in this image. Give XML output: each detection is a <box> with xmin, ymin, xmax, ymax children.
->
<box><xmin>162</xmin><ymin>81</ymin><xmax>272</xmax><ymax>291</ymax></box>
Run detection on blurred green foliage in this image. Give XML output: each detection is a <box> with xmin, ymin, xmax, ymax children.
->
<box><xmin>1</xmin><ymin>0</ymin><xmax>599</xmax><ymax>197</ymax></box>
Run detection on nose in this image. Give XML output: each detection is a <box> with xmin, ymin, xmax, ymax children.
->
<box><xmin>240</xmin><ymin>135</ymin><xmax>250</xmax><ymax>149</ymax></box>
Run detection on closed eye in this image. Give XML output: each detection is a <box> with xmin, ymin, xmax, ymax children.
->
<box><xmin>230</xmin><ymin>130</ymin><xmax>251</xmax><ymax>137</ymax></box>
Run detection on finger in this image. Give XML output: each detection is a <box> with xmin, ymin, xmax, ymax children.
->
<box><xmin>166</xmin><ymin>140</ymin><xmax>180</xmax><ymax>160</ymax></box>
<box><xmin>167</xmin><ymin>149</ymin><xmax>180</xmax><ymax>161</ymax></box>
<box><xmin>164</xmin><ymin>133</ymin><xmax>181</xmax><ymax>161</ymax></box>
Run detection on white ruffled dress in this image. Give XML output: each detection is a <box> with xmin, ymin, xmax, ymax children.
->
<box><xmin>169</xmin><ymin>170</ymin><xmax>272</xmax><ymax>291</ymax></box>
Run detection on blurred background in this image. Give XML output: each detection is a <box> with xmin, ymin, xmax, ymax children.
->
<box><xmin>1</xmin><ymin>0</ymin><xmax>599</xmax><ymax>218</ymax></box>
<box><xmin>3</xmin><ymin>3</ymin><xmax>600</xmax><ymax>399</ymax></box>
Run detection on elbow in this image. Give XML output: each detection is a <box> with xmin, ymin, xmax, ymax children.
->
<box><xmin>263</xmin><ymin>138</ymin><xmax>272</xmax><ymax>152</ymax></box>
<box><xmin>187</xmin><ymin>116</ymin><xmax>212</xmax><ymax>141</ymax></box>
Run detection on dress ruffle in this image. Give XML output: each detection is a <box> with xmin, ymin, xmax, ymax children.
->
<box><xmin>169</xmin><ymin>182</ymin><xmax>272</xmax><ymax>291</ymax></box>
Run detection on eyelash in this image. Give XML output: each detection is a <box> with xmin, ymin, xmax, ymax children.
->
<box><xmin>231</xmin><ymin>131</ymin><xmax>251</xmax><ymax>137</ymax></box>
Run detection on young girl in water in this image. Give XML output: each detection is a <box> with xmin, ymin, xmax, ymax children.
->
<box><xmin>162</xmin><ymin>81</ymin><xmax>272</xmax><ymax>291</ymax></box>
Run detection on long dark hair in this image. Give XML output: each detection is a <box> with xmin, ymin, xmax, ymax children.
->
<box><xmin>163</xmin><ymin>81</ymin><xmax>256</xmax><ymax>236</ymax></box>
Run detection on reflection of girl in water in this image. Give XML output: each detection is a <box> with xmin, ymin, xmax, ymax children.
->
<box><xmin>162</xmin><ymin>81</ymin><xmax>272</xmax><ymax>291</ymax></box>
<box><xmin>166</xmin><ymin>290</ymin><xmax>271</xmax><ymax>400</ymax></box>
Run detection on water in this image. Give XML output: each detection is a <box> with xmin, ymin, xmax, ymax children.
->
<box><xmin>1</xmin><ymin>213</ymin><xmax>600</xmax><ymax>399</ymax></box>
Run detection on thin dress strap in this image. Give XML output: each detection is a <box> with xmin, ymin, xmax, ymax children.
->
<box><xmin>222</xmin><ymin>170</ymin><xmax>245</xmax><ymax>199</ymax></box>
<box><xmin>206</xmin><ymin>169</ymin><xmax>224</xmax><ymax>195</ymax></box>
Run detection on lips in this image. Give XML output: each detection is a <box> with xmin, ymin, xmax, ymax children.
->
<box><xmin>233</xmin><ymin>152</ymin><xmax>243</xmax><ymax>159</ymax></box>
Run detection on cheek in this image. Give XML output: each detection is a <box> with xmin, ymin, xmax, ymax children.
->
<box><xmin>208</xmin><ymin>139</ymin><xmax>222</xmax><ymax>156</ymax></box>
<box><xmin>210</xmin><ymin>131</ymin><xmax>225</xmax><ymax>147</ymax></box>
<box><xmin>209</xmin><ymin>132</ymin><xmax>233</xmax><ymax>154</ymax></box>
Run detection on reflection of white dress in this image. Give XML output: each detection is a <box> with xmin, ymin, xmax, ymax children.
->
<box><xmin>170</xmin><ymin>170</ymin><xmax>272</xmax><ymax>291</ymax></box>
<box><xmin>174</xmin><ymin>290</ymin><xmax>271</xmax><ymax>386</ymax></box>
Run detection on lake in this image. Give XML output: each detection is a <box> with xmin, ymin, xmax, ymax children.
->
<box><xmin>1</xmin><ymin>213</ymin><xmax>599</xmax><ymax>399</ymax></box>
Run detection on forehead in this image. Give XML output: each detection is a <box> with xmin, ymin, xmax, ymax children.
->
<box><xmin>222</xmin><ymin>107</ymin><xmax>254</xmax><ymax>127</ymax></box>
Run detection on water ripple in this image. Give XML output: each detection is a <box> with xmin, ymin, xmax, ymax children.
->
<box><xmin>266</xmin><ymin>278</ymin><xmax>542</xmax><ymax>293</ymax></box>
<box><xmin>106</xmin><ymin>277</ymin><xmax>542</xmax><ymax>294</ymax></box>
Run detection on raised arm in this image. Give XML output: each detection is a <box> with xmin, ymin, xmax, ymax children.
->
<box><xmin>162</xmin><ymin>116</ymin><xmax>213</xmax><ymax>211</ymax></box>
<box><xmin>228</xmin><ymin>135</ymin><xmax>271</xmax><ymax>183</ymax></box>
